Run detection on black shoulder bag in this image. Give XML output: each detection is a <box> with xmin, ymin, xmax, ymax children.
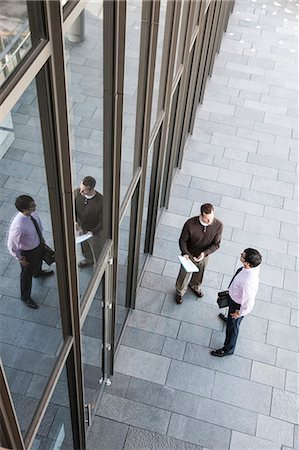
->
<box><xmin>217</xmin><ymin>267</ymin><xmax>242</xmax><ymax>308</ymax></box>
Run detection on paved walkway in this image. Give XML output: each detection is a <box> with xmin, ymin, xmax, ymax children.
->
<box><xmin>91</xmin><ymin>1</ymin><xmax>299</xmax><ymax>449</ymax></box>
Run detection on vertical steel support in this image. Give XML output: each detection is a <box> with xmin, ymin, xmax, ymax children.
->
<box><xmin>103</xmin><ymin>0</ymin><xmax>126</xmax><ymax>376</ymax></box>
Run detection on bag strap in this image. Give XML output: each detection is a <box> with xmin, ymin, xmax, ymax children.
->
<box><xmin>228</xmin><ymin>267</ymin><xmax>242</xmax><ymax>288</ymax></box>
<box><xmin>31</xmin><ymin>216</ymin><xmax>44</xmax><ymax>244</ymax></box>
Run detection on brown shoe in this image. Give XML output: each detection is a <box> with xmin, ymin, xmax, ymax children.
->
<box><xmin>175</xmin><ymin>293</ymin><xmax>183</xmax><ymax>304</ymax></box>
<box><xmin>188</xmin><ymin>285</ymin><xmax>204</xmax><ymax>298</ymax></box>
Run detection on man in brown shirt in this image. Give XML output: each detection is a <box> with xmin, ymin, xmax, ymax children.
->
<box><xmin>175</xmin><ymin>203</ymin><xmax>223</xmax><ymax>304</ymax></box>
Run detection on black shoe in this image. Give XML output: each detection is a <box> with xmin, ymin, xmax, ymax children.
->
<box><xmin>33</xmin><ymin>270</ymin><xmax>54</xmax><ymax>278</ymax></box>
<box><xmin>21</xmin><ymin>297</ymin><xmax>38</xmax><ymax>309</ymax></box>
<box><xmin>211</xmin><ymin>348</ymin><xmax>227</xmax><ymax>357</ymax></box>
<box><xmin>175</xmin><ymin>293</ymin><xmax>183</xmax><ymax>304</ymax></box>
<box><xmin>78</xmin><ymin>259</ymin><xmax>93</xmax><ymax>268</ymax></box>
<box><xmin>188</xmin><ymin>284</ymin><xmax>204</xmax><ymax>298</ymax></box>
<box><xmin>219</xmin><ymin>313</ymin><xmax>227</xmax><ymax>322</ymax></box>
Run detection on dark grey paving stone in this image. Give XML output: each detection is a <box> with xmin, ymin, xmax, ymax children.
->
<box><xmin>26</xmin><ymin>375</ymin><xmax>69</xmax><ymax>407</ymax></box>
<box><xmin>0</xmin><ymin>343</ymin><xmax>56</xmax><ymax>377</ymax></box>
<box><xmin>126</xmin><ymin>377</ymin><xmax>198</xmax><ymax>418</ymax></box>
<box><xmin>168</xmin><ymin>413</ymin><xmax>231</xmax><ymax>449</ymax></box>
<box><xmin>97</xmin><ymin>393</ymin><xmax>171</xmax><ymax>434</ymax></box>
<box><xmin>0</xmin><ymin>314</ymin><xmax>23</xmax><ymax>344</ymax></box>
<box><xmin>141</xmin><ymin>271</ymin><xmax>175</xmax><ymax>294</ymax></box>
<box><xmin>121</xmin><ymin>326</ymin><xmax>165</xmax><ymax>355</ymax></box>
<box><xmin>184</xmin><ymin>342</ymin><xmax>252</xmax><ymax>379</ymax></box>
<box><xmin>0</xmin><ymin>296</ymin><xmax>59</xmax><ymax>327</ymax></box>
<box><xmin>4</xmin><ymin>367</ymin><xmax>33</xmax><ymax>395</ymax></box>
<box><xmin>14</xmin><ymin>321</ymin><xmax>62</xmax><ymax>356</ymax></box>
<box><xmin>127</xmin><ymin>309</ymin><xmax>180</xmax><ymax>338</ymax></box>
<box><xmin>124</xmin><ymin>426</ymin><xmax>202</xmax><ymax>450</ymax></box>
<box><xmin>212</xmin><ymin>372</ymin><xmax>272</xmax><ymax>414</ymax></box>
<box><xmin>105</xmin><ymin>372</ymin><xmax>131</xmax><ymax>398</ymax></box>
<box><xmin>48</xmin><ymin>405</ymin><xmax>73</xmax><ymax>444</ymax></box>
<box><xmin>178</xmin><ymin>321</ymin><xmax>212</xmax><ymax>347</ymax></box>
<box><xmin>87</xmin><ymin>416</ymin><xmax>129</xmax><ymax>450</ymax></box>
<box><xmin>166</xmin><ymin>360</ymin><xmax>215</xmax><ymax>397</ymax></box>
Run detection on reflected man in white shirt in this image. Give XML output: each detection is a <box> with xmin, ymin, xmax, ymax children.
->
<box><xmin>211</xmin><ymin>248</ymin><xmax>262</xmax><ymax>357</ymax></box>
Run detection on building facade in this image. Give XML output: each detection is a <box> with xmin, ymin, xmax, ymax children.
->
<box><xmin>0</xmin><ymin>1</ymin><xmax>233</xmax><ymax>448</ymax></box>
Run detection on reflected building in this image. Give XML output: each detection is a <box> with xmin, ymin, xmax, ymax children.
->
<box><xmin>0</xmin><ymin>1</ymin><xmax>233</xmax><ymax>448</ymax></box>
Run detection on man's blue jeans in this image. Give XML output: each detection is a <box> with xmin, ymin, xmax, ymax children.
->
<box><xmin>223</xmin><ymin>297</ymin><xmax>243</xmax><ymax>354</ymax></box>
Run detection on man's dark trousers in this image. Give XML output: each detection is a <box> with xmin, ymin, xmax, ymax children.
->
<box><xmin>20</xmin><ymin>244</ymin><xmax>43</xmax><ymax>300</ymax></box>
<box><xmin>223</xmin><ymin>297</ymin><xmax>243</xmax><ymax>354</ymax></box>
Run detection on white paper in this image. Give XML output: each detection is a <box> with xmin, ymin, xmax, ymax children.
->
<box><xmin>178</xmin><ymin>255</ymin><xmax>199</xmax><ymax>272</ymax></box>
<box><xmin>76</xmin><ymin>232</ymin><xmax>92</xmax><ymax>244</ymax></box>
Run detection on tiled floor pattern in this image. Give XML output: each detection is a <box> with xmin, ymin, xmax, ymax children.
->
<box><xmin>92</xmin><ymin>0</ymin><xmax>299</xmax><ymax>449</ymax></box>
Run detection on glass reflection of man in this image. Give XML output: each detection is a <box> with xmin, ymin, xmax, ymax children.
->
<box><xmin>74</xmin><ymin>176</ymin><xmax>103</xmax><ymax>267</ymax></box>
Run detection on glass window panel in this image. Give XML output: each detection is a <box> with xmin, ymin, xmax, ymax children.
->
<box><xmin>0</xmin><ymin>1</ymin><xmax>33</xmax><ymax>87</ymax></box>
<box><xmin>150</xmin><ymin>0</ymin><xmax>167</xmax><ymax>131</ymax></box>
<box><xmin>31</xmin><ymin>366</ymin><xmax>74</xmax><ymax>450</ymax></box>
<box><xmin>0</xmin><ymin>80</ymin><xmax>63</xmax><ymax>438</ymax></box>
<box><xmin>174</xmin><ymin>1</ymin><xmax>189</xmax><ymax>77</ymax></box>
<box><xmin>120</xmin><ymin>0</ymin><xmax>142</xmax><ymax>203</ymax></box>
<box><xmin>82</xmin><ymin>279</ymin><xmax>104</xmax><ymax>419</ymax></box>
<box><xmin>65</xmin><ymin>3</ymin><xmax>106</xmax><ymax>299</ymax></box>
<box><xmin>116</xmin><ymin>205</ymin><xmax>131</xmax><ymax>343</ymax></box>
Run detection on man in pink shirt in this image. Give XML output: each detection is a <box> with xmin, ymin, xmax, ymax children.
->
<box><xmin>211</xmin><ymin>248</ymin><xmax>262</xmax><ymax>357</ymax></box>
<box><xmin>7</xmin><ymin>195</ymin><xmax>54</xmax><ymax>309</ymax></box>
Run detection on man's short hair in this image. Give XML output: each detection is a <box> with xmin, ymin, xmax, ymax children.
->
<box><xmin>15</xmin><ymin>195</ymin><xmax>34</xmax><ymax>212</ymax></box>
<box><xmin>243</xmin><ymin>248</ymin><xmax>262</xmax><ymax>267</ymax></box>
<box><xmin>82</xmin><ymin>176</ymin><xmax>96</xmax><ymax>190</ymax></box>
<box><xmin>200</xmin><ymin>203</ymin><xmax>214</xmax><ymax>215</ymax></box>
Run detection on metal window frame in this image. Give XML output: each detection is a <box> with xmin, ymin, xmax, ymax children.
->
<box><xmin>144</xmin><ymin>0</ymin><xmax>181</xmax><ymax>254</ymax></box>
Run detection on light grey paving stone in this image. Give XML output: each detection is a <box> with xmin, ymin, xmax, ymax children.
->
<box><xmin>178</xmin><ymin>321</ymin><xmax>211</xmax><ymax>347</ymax></box>
<box><xmin>240</xmin><ymin>314</ymin><xmax>268</xmax><ymax>343</ymax></box>
<box><xmin>123</xmin><ymin>426</ymin><xmax>202</xmax><ymax>450</ymax></box>
<box><xmin>161</xmin><ymin>293</ymin><xmax>223</xmax><ymax>331</ymax></box>
<box><xmin>127</xmin><ymin>309</ymin><xmax>180</xmax><ymax>338</ymax></box>
<box><xmin>98</xmin><ymin>393</ymin><xmax>171</xmax><ymax>434</ymax></box>
<box><xmin>166</xmin><ymin>359</ymin><xmax>214</xmax><ymax>397</ymax></box>
<box><xmin>285</xmin><ymin>371</ymin><xmax>299</xmax><ymax>395</ymax></box>
<box><xmin>240</xmin><ymin>187</ymin><xmax>284</xmax><ymax>208</ymax></box>
<box><xmin>167</xmin><ymin>195</ymin><xmax>193</xmax><ymax>216</ymax></box>
<box><xmin>253</xmin><ymin>299</ymin><xmax>290</xmax><ymax>324</ymax></box>
<box><xmin>291</xmin><ymin>309</ymin><xmax>298</xmax><ymax>327</ymax></box>
<box><xmin>126</xmin><ymin>377</ymin><xmax>198</xmax><ymax>418</ymax></box>
<box><xmin>170</xmin><ymin>185</ymin><xmax>221</xmax><ymax>207</ymax></box>
<box><xmin>232</xmin><ymin>228</ymin><xmax>287</xmax><ymax>253</ymax></box>
<box><xmin>161</xmin><ymin>337</ymin><xmax>186</xmax><ymax>360</ymax></box>
<box><xmin>156</xmin><ymin>224</ymin><xmax>181</xmax><ymax>242</ymax></box>
<box><xmin>284</xmin><ymin>269</ymin><xmax>299</xmax><ymax>293</ymax></box>
<box><xmin>212</xmin><ymin>372</ymin><xmax>272</xmax><ymax>414</ymax></box>
<box><xmin>272</xmin><ymin>288</ymin><xmax>299</xmax><ymax>309</ymax></box>
<box><xmin>230</xmin><ymin>430</ymin><xmax>281</xmax><ymax>450</ymax></box>
<box><xmin>232</xmin><ymin>336</ymin><xmax>277</xmax><ymax>365</ymax></box>
<box><xmin>277</xmin><ymin>348</ymin><xmax>299</xmax><ymax>373</ymax></box>
<box><xmin>266</xmin><ymin>250</ymin><xmax>296</xmax><ymax>271</ymax></box>
<box><xmin>190</xmin><ymin>176</ymin><xmax>242</xmax><ymax>198</ymax></box>
<box><xmin>167</xmin><ymin>413</ymin><xmax>231</xmax><ymax>449</ymax></box>
<box><xmin>196</xmin><ymin>396</ymin><xmax>257</xmax><ymax>435</ymax></box>
<box><xmin>135</xmin><ymin>287</ymin><xmax>166</xmax><ymax>315</ymax></box>
<box><xmin>281</xmin><ymin>223</ymin><xmax>299</xmax><ymax>243</ymax></box>
<box><xmin>251</xmin><ymin>176</ymin><xmax>294</xmax><ymax>198</ymax></box>
<box><xmin>244</xmin><ymin>214</ymin><xmax>281</xmax><ymax>238</ymax></box>
<box><xmin>271</xmin><ymin>388</ymin><xmax>299</xmax><ymax>424</ymax></box>
<box><xmin>121</xmin><ymin>327</ymin><xmax>165</xmax><ymax>355</ymax></box>
<box><xmin>220</xmin><ymin>196</ymin><xmax>264</xmax><ymax>216</ymax></box>
<box><xmin>141</xmin><ymin>271</ymin><xmax>177</xmax><ymax>294</ymax></box>
<box><xmin>267</xmin><ymin>321</ymin><xmax>298</xmax><ymax>352</ymax></box>
<box><xmin>146</xmin><ymin>256</ymin><xmax>165</xmax><ymax>275</ymax></box>
<box><xmin>152</xmin><ymin>238</ymin><xmax>180</xmax><ymax>263</ymax></box>
<box><xmin>294</xmin><ymin>424</ymin><xmax>299</xmax><ymax>449</ymax></box>
<box><xmin>87</xmin><ymin>416</ymin><xmax>128</xmax><ymax>450</ymax></box>
<box><xmin>251</xmin><ymin>361</ymin><xmax>285</xmax><ymax>389</ymax></box>
<box><xmin>211</xmin><ymin>132</ymin><xmax>258</xmax><ymax>153</ymax></box>
<box><xmin>115</xmin><ymin>345</ymin><xmax>170</xmax><ymax>385</ymax></box>
<box><xmin>185</xmin><ymin>342</ymin><xmax>252</xmax><ymax>379</ymax></box>
<box><xmin>194</xmin><ymin>117</ymin><xmax>237</xmax><ymax>136</ymax></box>
<box><xmin>256</xmin><ymin>414</ymin><xmax>294</xmax><ymax>447</ymax></box>
<box><xmin>161</xmin><ymin>211</ymin><xmax>189</xmax><ymax>229</ymax></box>
<box><xmin>162</xmin><ymin>261</ymin><xmax>180</xmax><ymax>279</ymax></box>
